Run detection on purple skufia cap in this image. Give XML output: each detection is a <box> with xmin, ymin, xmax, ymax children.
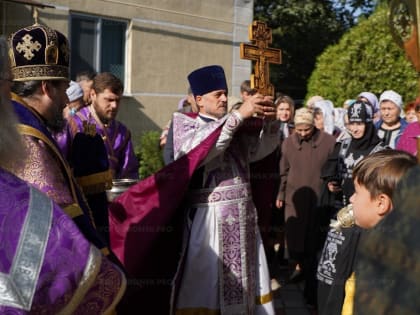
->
<box><xmin>187</xmin><ymin>65</ymin><xmax>228</xmax><ymax>96</ymax></box>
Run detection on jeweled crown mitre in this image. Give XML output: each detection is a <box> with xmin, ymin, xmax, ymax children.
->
<box><xmin>8</xmin><ymin>24</ymin><xmax>69</xmax><ymax>81</ymax></box>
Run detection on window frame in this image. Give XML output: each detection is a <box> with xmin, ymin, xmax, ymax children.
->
<box><xmin>69</xmin><ymin>13</ymin><xmax>129</xmax><ymax>88</ymax></box>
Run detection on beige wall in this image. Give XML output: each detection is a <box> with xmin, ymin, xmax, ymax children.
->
<box><xmin>1</xmin><ymin>0</ymin><xmax>253</xmax><ymax>143</ymax></box>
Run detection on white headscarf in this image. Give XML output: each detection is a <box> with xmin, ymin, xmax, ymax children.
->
<box><xmin>334</xmin><ymin>107</ymin><xmax>347</xmax><ymax>131</ymax></box>
<box><xmin>314</xmin><ymin>99</ymin><xmax>335</xmax><ymax>135</ymax></box>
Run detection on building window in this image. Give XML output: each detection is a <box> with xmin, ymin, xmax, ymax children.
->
<box><xmin>70</xmin><ymin>14</ymin><xmax>127</xmax><ymax>84</ymax></box>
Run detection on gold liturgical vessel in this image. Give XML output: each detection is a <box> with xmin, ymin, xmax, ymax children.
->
<box><xmin>330</xmin><ymin>204</ymin><xmax>355</xmax><ymax>231</ymax></box>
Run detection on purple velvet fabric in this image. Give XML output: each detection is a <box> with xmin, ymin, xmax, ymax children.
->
<box><xmin>0</xmin><ymin>168</ymin><xmax>125</xmax><ymax>314</ymax></box>
<box><xmin>11</xmin><ymin>96</ymin><xmax>108</xmax><ymax>252</ymax></box>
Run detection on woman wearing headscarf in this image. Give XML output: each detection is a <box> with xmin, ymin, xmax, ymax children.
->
<box><xmin>316</xmin><ymin>101</ymin><xmax>389</xmax><ymax>315</ymax></box>
<box><xmin>314</xmin><ymin>99</ymin><xmax>342</xmax><ymax>138</ymax></box>
<box><xmin>276</xmin><ymin>108</ymin><xmax>336</xmax><ymax>307</ymax></box>
<box><xmin>357</xmin><ymin>91</ymin><xmax>380</xmax><ymax>123</ymax></box>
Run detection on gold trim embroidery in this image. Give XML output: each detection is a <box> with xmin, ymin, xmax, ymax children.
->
<box><xmin>101</xmin><ymin>248</ymin><xmax>110</xmax><ymax>256</ymax></box>
<box><xmin>11</xmin><ymin>65</ymin><xmax>69</xmax><ymax>81</ymax></box>
<box><xmin>57</xmin><ymin>245</ymin><xmax>102</xmax><ymax>315</ymax></box>
<box><xmin>76</xmin><ymin>169</ymin><xmax>113</xmax><ymax>195</ymax></box>
<box><xmin>256</xmin><ymin>291</ymin><xmax>273</xmax><ymax>305</ymax></box>
<box><xmin>9</xmin><ymin>47</ymin><xmax>16</xmax><ymax>67</ymax></box>
<box><xmin>45</xmin><ymin>44</ymin><xmax>58</xmax><ymax>65</ymax></box>
<box><xmin>63</xmin><ymin>203</ymin><xmax>84</xmax><ymax>218</ymax></box>
<box><xmin>103</xmin><ymin>265</ymin><xmax>127</xmax><ymax>315</ymax></box>
<box><xmin>16</xmin><ymin>124</ymin><xmax>78</xmax><ymax>202</ymax></box>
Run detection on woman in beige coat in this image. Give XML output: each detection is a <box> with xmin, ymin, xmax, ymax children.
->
<box><xmin>276</xmin><ymin>107</ymin><xmax>336</xmax><ymax>307</ymax></box>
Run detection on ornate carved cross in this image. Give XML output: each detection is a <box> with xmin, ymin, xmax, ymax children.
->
<box><xmin>240</xmin><ymin>21</ymin><xmax>282</xmax><ymax>97</ymax></box>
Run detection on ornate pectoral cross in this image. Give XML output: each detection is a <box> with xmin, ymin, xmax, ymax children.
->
<box><xmin>83</xmin><ymin>120</ymin><xmax>97</xmax><ymax>137</ymax></box>
<box><xmin>240</xmin><ymin>21</ymin><xmax>282</xmax><ymax>97</ymax></box>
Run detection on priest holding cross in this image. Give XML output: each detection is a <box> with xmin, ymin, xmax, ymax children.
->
<box><xmin>109</xmin><ymin>21</ymin><xmax>280</xmax><ymax>315</ymax></box>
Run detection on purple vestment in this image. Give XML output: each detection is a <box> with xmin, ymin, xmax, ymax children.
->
<box><xmin>0</xmin><ymin>168</ymin><xmax>126</xmax><ymax>314</ymax></box>
<box><xmin>9</xmin><ymin>94</ymin><xmax>108</xmax><ymax>253</ymax></box>
<box><xmin>169</xmin><ymin>112</ymin><xmax>277</xmax><ymax>315</ymax></box>
<box><xmin>65</xmin><ymin>106</ymin><xmax>139</xmax><ymax>179</ymax></box>
<box><xmin>109</xmin><ymin>111</ymin><xmax>279</xmax><ymax>314</ymax></box>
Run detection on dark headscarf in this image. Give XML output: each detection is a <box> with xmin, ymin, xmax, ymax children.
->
<box><xmin>348</xmin><ymin>101</ymin><xmax>382</xmax><ymax>152</ymax></box>
<box><xmin>349</xmin><ymin>122</ymin><xmax>381</xmax><ymax>152</ymax></box>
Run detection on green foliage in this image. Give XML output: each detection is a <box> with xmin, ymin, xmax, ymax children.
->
<box><xmin>254</xmin><ymin>0</ymin><xmax>350</xmax><ymax>98</ymax></box>
<box><xmin>306</xmin><ymin>4</ymin><xmax>418</xmax><ymax>107</ymax></box>
<box><xmin>333</xmin><ymin>0</ymin><xmax>377</xmax><ymax>28</ymax></box>
<box><xmin>135</xmin><ymin>131</ymin><xmax>164</xmax><ymax>179</ymax></box>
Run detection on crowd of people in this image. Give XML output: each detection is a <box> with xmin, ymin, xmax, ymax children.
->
<box><xmin>157</xmin><ymin>77</ymin><xmax>420</xmax><ymax>315</ymax></box>
<box><xmin>159</xmin><ymin>82</ymin><xmax>420</xmax><ymax>315</ymax></box>
<box><xmin>1</xmin><ymin>21</ymin><xmax>420</xmax><ymax>315</ymax></box>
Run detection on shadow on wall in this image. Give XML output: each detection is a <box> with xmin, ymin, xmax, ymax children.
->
<box><xmin>117</xmin><ymin>96</ymin><xmax>162</xmax><ymax>148</ymax></box>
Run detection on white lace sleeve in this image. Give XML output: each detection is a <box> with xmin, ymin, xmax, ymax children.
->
<box><xmin>201</xmin><ymin>111</ymin><xmax>244</xmax><ymax>164</ymax></box>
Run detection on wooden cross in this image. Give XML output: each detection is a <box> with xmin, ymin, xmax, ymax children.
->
<box><xmin>240</xmin><ymin>21</ymin><xmax>282</xmax><ymax>97</ymax></box>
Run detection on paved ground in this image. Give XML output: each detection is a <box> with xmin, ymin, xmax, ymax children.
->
<box><xmin>269</xmin><ymin>257</ymin><xmax>318</xmax><ymax>315</ymax></box>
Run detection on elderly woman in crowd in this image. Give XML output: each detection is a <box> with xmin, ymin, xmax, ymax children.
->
<box><xmin>313</xmin><ymin>99</ymin><xmax>342</xmax><ymax>138</ymax></box>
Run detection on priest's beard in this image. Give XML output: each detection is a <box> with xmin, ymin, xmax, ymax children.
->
<box><xmin>0</xmin><ymin>93</ymin><xmax>25</xmax><ymax>166</ymax></box>
<box><xmin>46</xmin><ymin>107</ymin><xmax>66</xmax><ymax>132</ymax></box>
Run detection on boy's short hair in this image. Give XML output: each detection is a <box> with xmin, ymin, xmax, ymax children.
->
<box><xmin>353</xmin><ymin>150</ymin><xmax>417</xmax><ymax>199</ymax></box>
